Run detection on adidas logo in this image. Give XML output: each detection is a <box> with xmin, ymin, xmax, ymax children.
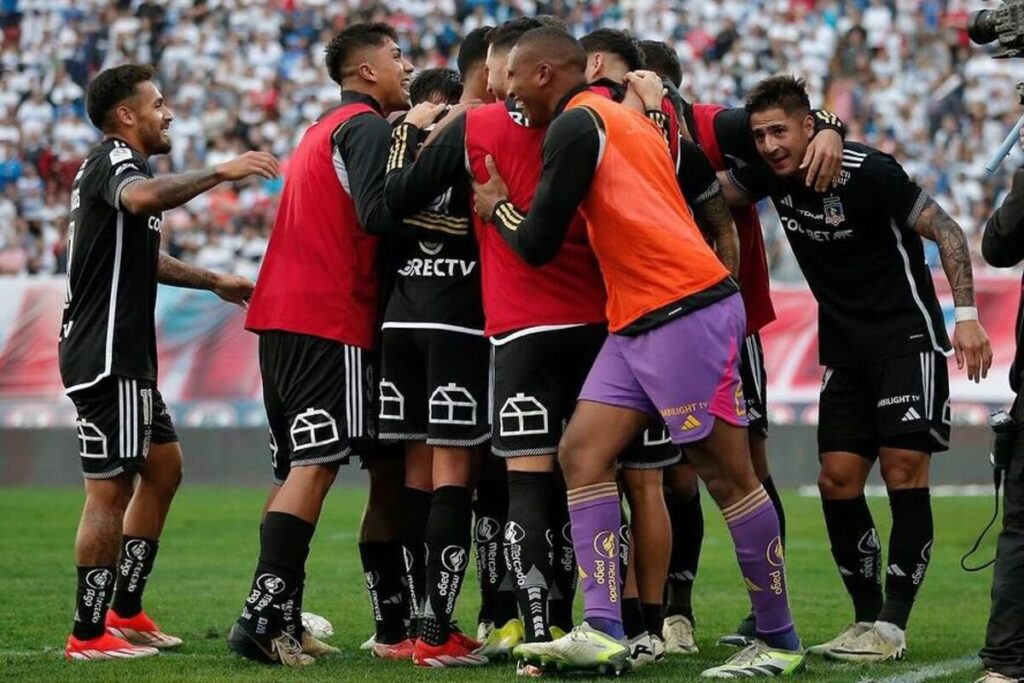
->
<box><xmin>681</xmin><ymin>415</ymin><xmax>702</xmax><ymax>431</ymax></box>
<box><xmin>901</xmin><ymin>407</ymin><xmax>922</xmax><ymax>422</ymax></box>
<box><xmin>887</xmin><ymin>564</ymin><xmax>906</xmax><ymax>577</ymax></box>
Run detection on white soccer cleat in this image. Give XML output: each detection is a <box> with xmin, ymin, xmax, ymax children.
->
<box><xmin>824</xmin><ymin>623</ymin><xmax>906</xmax><ymax>663</ymax></box>
<box><xmin>301</xmin><ymin>611</ymin><xmax>334</xmax><ymax>640</ymax></box>
<box><xmin>806</xmin><ymin>622</ymin><xmax>872</xmax><ymax>656</ymax></box>
<box><xmin>360</xmin><ymin>634</ymin><xmax>376</xmax><ymax>651</ymax></box>
<box><xmin>663</xmin><ymin>614</ymin><xmax>699</xmax><ymax>654</ymax></box>
<box><xmin>628</xmin><ymin>632</ymin><xmax>658</xmax><ymax>668</ymax></box>
<box><xmin>474</xmin><ymin>618</ymin><xmax>525</xmax><ymax>658</ymax></box>
<box><xmin>701</xmin><ymin>640</ymin><xmax>806</xmax><ymax>678</ymax></box>
<box><xmin>513</xmin><ymin>622</ymin><xmax>631</xmax><ymax>675</ymax></box>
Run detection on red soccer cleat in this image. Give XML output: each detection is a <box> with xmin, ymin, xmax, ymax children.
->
<box><xmin>105</xmin><ymin>609</ymin><xmax>183</xmax><ymax>649</ymax></box>
<box><xmin>371</xmin><ymin>637</ymin><xmax>416</xmax><ymax>661</ymax></box>
<box><xmin>65</xmin><ymin>632</ymin><xmax>159</xmax><ymax>661</ymax></box>
<box><xmin>413</xmin><ymin>634</ymin><xmax>489</xmax><ymax>667</ymax></box>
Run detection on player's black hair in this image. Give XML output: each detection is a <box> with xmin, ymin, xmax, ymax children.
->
<box><xmin>536</xmin><ymin>15</ymin><xmax>569</xmax><ymax>31</ymax></box>
<box><xmin>457</xmin><ymin>26</ymin><xmax>492</xmax><ymax>79</ymax></box>
<box><xmin>324</xmin><ymin>22</ymin><xmax>399</xmax><ymax>86</ymax></box>
<box><xmin>86</xmin><ymin>64</ymin><xmax>156</xmax><ymax>131</ymax></box>
<box><xmin>486</xmin><ymin>17</ymin><xmax>544</xmax><ymax>53</ymax></box>
<box><xmin>516</xmin><ymin>27</ymin><xmax>587</xmax><ymax>71</ymax></box>
<box><xmin>745</xmin><ymin>75</ymin><xmax>811</xmax><ymax>117</ymax></box>
<box><xmin>579</xmin><ymin>28</ymin><xmax>644</xmax><ymax>72</ymax></box>
<box><xmin>639</xmin><ymin>39</ymin><xmax>682</xmax><ymax>88</ymax></box>
<box><xmin>410</xmin><ymin>68</ymin><xmax>463</xmax><ymax>105</ymax></box>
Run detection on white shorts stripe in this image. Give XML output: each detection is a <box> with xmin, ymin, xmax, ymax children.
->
<box><xmin>118</xmin><ymin>379</ymin><xmax>125</xmax><ymax>459</ymax></box>
<box><xmin>356</xmin><ymin>347</ymin><xmax>364</xmax><ymax>437</ymax></box>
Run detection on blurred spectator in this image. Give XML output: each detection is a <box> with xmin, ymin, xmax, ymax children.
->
<box><xmin>0</xmin><ymin>0</ymin><xmax>1018</xmax><ymax>281</ymax></box>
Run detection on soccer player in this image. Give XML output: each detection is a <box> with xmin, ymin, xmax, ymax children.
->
<box><xmin>384</xmin><ymin>17</ymin><xmax>614</xmax><ymax>669</ymax></box>
<box><xmin>379</xmin><ymin>59</ymin><xmax>490</xmax><ymax>667</ymax></box>
<box><xmin>226</xmin><ymin>23</ymin><xmax>466</xmax><ymax>667</ymax></box>
<box><xmin>473</xmin><ymin>28</ymin><xmax>804</xmax><ymax>678</ymax></box>
<box><xmin>580</xmin><ymin>28</ymin><xmax>725</xmax><ymax>665</ymax></box>
<box><xmin>718</xmin><ymin>75</ymin><xmax>992</xmax><ymax>663</ymax></box>
<box><xmin>60</xmin><ymin>64</ymin><xmax>276</xmax><ymax>661</ymax></box>
<box><xmin>638</xmin><ymin>38</ymin><xmax>847</xmax><ymax>652</ymax></box>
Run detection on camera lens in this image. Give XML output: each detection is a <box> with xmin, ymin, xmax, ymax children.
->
<box><xmin>968</xmin><ymin>9</ymin><xmax>999</xmax><ymax>45</ymax></box>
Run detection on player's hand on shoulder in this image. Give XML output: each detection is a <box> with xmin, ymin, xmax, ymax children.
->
<box><xmin>624</xmin><ymin>70</ymin><xmax>666</xmax><ymax>110</ymax></box>
<box><xmin>422</xmin><ymin>101</ymin><xmax>481</xmax><ymax>148</ymax></box>
<box><xmin>216</xmin><ymin>151</ymin><xmax>280</xmax><ymax>182</ymax></box>
<box><xmin>212</xmin><ymin>273</ymin><xmax>255</xmax><ymax>309</ymax></box>
<box><xmin>801</xmin><ymin>130</ymin><xmax>843</xmax><ymax>193</ymax></box>
<box><xmin>953</xmin><ymin>319</ymin><xmax>993</xmax><ymax>383</ymax></box>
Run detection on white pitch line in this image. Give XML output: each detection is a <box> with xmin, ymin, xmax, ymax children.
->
<box><xmin>859</xmin><ymin>655</ymin><xmax>978</xmax><ymax>683</ymax></box>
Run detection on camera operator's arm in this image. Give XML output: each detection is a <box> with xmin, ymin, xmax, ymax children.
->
<box><xmin>982</xmin><ymin>166</ymin><xmax>1024</xmax><ymax>267</ymax></box>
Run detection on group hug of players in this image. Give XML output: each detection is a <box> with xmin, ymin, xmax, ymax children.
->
<box><xmin>57</xmin><ymin>13</ymin><xmax>995</xmax><ymax>680</ymax></box>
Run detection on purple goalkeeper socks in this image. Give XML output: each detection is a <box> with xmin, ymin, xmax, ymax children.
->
<box><xmin>724</xmin><ymin>486</ymin><xmax>800</xmax><ymax>651</ymax></box>
<box><xmin>567</xmin><ymin>482</ymin><xmax>624</xmax><ymax>639</ymax></box>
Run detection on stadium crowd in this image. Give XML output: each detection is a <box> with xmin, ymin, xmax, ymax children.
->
<box><xmin>0</xmin><ymin>0</ymin><xmax>1018</xmax><ymax>278</ymax></box>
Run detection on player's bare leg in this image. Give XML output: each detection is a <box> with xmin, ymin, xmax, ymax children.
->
<box><xmin>106</xmin><ymin>442</ymin><xmax>184</xmax><ymax>649</ymax></box>
<box><xmin>67</xmin><ymin>475</ymin><xmax>159</xmax><ymax>660</ymax></box>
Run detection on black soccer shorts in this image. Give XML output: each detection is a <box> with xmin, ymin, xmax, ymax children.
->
<box><xmin>618</xmin><ymin>422</ymin><xmax>682</xmax><ymax>470</ymax></box>
<box><xmin>70</xmin><ymin>376</ymin><xmax>177</xmax><ymax>479</ymax></box>
<box><xmin>818</xmin><ymin>350</ymin><xmax>951</xmax><ymax>458</ymax></box>
<box><xmin>739</xmin><ymin>332</ymin><xmax>769</xmax><ymax>439</ymax></box>
<box><xmin>491</xmin><ymin>324</ymin><xmax>607</xmax><ymax>457</ymax></box>
<box><xmin>378</xmin><ymin>327</ymin><xmax>490</xmax><ymax>447</ymax></box>
<box><xmin>259</xmin><ymin>330</ymin><xmax>377</xmax><ymax>483</ymax></box>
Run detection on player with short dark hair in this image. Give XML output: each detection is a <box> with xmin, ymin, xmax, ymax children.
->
<box><xmin>409</xmin><ymin>67</ymin><xmax>463</xmax><ymax>105</ymax></box>
<box><xmin>226</xmin><ymin>23</ymin><xmax>468</xmax><ymax>667</ymax></box>
<box><xmin>635</xmin><ymin>40</ymin><xmax>850</xmax><ymax>653</ymax></box>
<box><xmin>472</xmin><ymin>28</ymin><xmax>805</xmax><ymax>678</ymax></box>
<box><xmin>720</xmin><ymin>74</ymin><xmax>992</xmax><ymax>664</ymax></box>
<box><xmin>458</xmin><ymin>25</ymin><xmax>492</xmax><ymax>94</ymax></box>
<box><xmin>62</xmin><ymin>63</ymin><xmax>275</xmax><ymax>661</ymax></box>
<box><xmin>580</xmin><ymin>28</ymin><xmax>645</xmax><ymax>77</ymax></box>
<box><xmin>637</xmin><ymin>40</ymin><xmax>681</xmax><ymax>88</ymax></box>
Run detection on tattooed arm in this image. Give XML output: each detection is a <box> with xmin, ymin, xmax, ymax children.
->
<box><xmin>912</xmin><ymin>197</ymin><xmax>992</xmax><ymax>381</ymax></box>
<box><xmin>120</xmin><ymin>152</ymin><xmax>279</xmax><ymax>214</ymax></box>
<box><xmin>158</xmin><ymin>253</ymin><xmax>254</xmax><ymax>308</ymax></box>
<box><xmin>694</xmin><ymin>191</ymin><xmax>740</xmax><ymax>279</ymax></box>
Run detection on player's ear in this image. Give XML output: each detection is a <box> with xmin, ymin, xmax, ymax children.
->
<box><xmin>115</xmin><ymin>103</ymin><xmax>135</xmax><ymax>128</ymax></box>
<box><xmin>802</xmin><ymin>113</ymin><xmax>815</xmax><ymax>140</ymax></box>
<box><xmin>537</xmin><ymin>62</ymin><xmax>552</xmax><ymax>87</ymax></box>
<box><xmin>358</xmin><ymin>61</ymin><xmax>378</xmax><ymax>84</ymax></box>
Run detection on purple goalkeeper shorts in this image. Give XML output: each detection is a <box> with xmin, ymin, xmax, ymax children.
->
<box><xmin>579</xmin><ymin>293</ymin><xmax>749</xmax><ymax>444</ymax></box>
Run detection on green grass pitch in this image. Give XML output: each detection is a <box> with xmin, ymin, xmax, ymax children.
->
<box><xmin>0</xmin><ymin>486</ymin><xmax>997</xmax><ymax>682</ymax></box>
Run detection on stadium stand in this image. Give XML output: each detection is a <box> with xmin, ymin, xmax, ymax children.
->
<box><xmin>0</xmin><ymin>0</ymin><xmax>1018</xmax><ymax>279</ymax></box>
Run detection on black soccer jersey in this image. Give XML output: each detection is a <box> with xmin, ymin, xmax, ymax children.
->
<box><xmin>383</xmin><ymin>121</ymin><xmax>484</xmax><ymax>332</ymax></box>
<box><xmin>730</xmin><ymin>142</ymin><xmax>951</xmax><ymax>366</ymax></box>
<box><xmin>59</xmin><ymin>138</ymin><xmax>162</xmax><ymax>393</ymax></box>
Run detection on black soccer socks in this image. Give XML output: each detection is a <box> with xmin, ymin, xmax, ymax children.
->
<box><xmin>421</xmin><ymin>485</ymin><xmax>473</xmax><ymax>646</ymax></box>
<box><xmin>879</xmin><ymin>488</ymin><xmax>933</xmax><ymax>630</ymax></box>
<box><xmin>111</xmin><ymin>536</ymin><xmax>158</xmax><ymax>618</ymax></box>
<box><xmin>506</xmin><ymin>471</ymin><xmax>553</xmax><ymax>642</ymax></box>
<box><xmin>358</xmin><ymin>540</ymin><xmax>408</xmax><ymax>644</ymax></box>
<box><xmin>822</xmin><ymin>495</ymin><xmax>884</xmax><ymax>623</ymax></box>
<box><xmin>548</xmin><ymin>478</ymin><xmax>577</xmax><ymax>633</ymax></box>
<box><xmin>399</xmin><ymin>486</ymin><xmax>431</xmax><ymax>634</ymax></box>
<box><xmin>238</xmin><ymin>512</ymin><xmax>313</xmax><ymax>639</ymax></box>
<box><xmin>474</xmin><ymin>474</ymin><xmax>516</xmax><ymax>626</ymax></box>
<box><xmin>664</xmin><ymin>489</ymin><xmax>703</xmax><ymax>621</ymax></box>
<box><xmin>73</xmin><ymin>565</ymin><xmax>115</xmax><ymax>640</ymax></box>
<box><xmin>763</xmin><ymin>476</ymin><xmax>787</xmax><ymax>546</ymax></box>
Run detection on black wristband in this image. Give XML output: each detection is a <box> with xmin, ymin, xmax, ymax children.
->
<box><xmin>812</xmin><ymin>109</ymin><xmax>845</xmax><ymax>139</ymax></box>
